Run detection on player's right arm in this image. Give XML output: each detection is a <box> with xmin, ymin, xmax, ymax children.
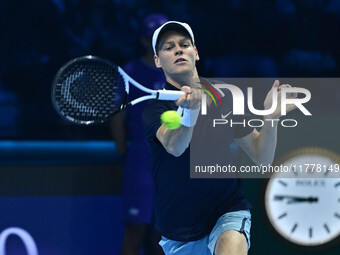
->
<box><xmin>156</xmin><ymin>86</ymin><xmax>201</xmax><ymax>157</ymax></box>
<box><xmin>156</xmin><ymin>124</ymin><xmax>193</xmax><ymax>157</ymax></box>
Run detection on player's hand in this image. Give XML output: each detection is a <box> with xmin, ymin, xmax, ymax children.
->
<box><xmin>176</xmin><ymin>86</ymin><xmax>202</xmax><ymax>109</ymax></box>
<box><xmin>264</xmin><ymin>80</ymin><xmax>298</xmax><ymax>119</ymax></box>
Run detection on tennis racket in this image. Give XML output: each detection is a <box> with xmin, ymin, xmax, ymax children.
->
<box><xmin>51</xmin><ymin>55</ymin><xmax>184</xmax><ymax>125</ymax></box>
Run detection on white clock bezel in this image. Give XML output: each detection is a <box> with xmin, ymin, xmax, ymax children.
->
<box><xmin>261</xmin><ymin>147</ymin><xmax>340</xmax><ymax>251</ymax></box>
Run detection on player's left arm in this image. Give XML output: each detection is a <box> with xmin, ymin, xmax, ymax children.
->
<box><xmin>234</xmin><ymin>80</ymin><xmax>297</xmax><ymax>166</ymax></box>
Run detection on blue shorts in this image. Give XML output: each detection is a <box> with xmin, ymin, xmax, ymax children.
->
<box><xmin>159</xmin><ymin>210</ymin><xmax>251</xmax><ymax>255</ymax></box>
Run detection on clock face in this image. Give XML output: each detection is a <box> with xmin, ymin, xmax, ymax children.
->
<box><xmin>263</xmin><ymin>148</ymin><xmax>340</xmax><ymax>249</ymax></box>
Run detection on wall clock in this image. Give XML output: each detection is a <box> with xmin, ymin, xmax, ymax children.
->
<box><xmin>261</xmin><ymin>147</ymin><xmax>340</xmax><ymax>251</ymax></box>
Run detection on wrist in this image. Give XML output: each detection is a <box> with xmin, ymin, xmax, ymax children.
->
<box><xmin>177</xmin><ymin>106</ymin><xmax>200</xmax><ymax>127</ymax></box>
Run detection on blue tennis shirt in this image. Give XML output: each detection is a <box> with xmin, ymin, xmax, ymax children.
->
<box><xmin>143</xmin><ymin>80</ymin><xmax>253</xmax><ymax>241</ymax></box>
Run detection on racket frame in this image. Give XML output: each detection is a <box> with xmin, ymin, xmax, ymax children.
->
<box><xmin>52</xmin><ymin>55</ymin><xmax>184</xmax><ymax>125</ymax></box>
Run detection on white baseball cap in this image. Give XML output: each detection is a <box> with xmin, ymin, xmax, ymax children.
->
<box><xmin>152</xmin><ymin>21</ymin><xmax>195</xmax><ymax>55</ymax></box>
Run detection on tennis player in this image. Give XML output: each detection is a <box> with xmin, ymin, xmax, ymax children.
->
<box><xmin>143</xmin><ymin>21</ymin><xmax>296</xmax><ymax>255</ymax></box>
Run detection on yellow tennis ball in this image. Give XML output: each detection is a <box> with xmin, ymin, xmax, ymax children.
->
<box><xmin>161</xmin><ymin>110</ymin><xmax>182</xmax><ymax>129</ymax></box>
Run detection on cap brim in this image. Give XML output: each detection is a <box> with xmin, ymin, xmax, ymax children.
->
<box><xmin>156</xmin><ymin>23</ymin><xmax>192</xmax><ymax>46</ymax></box>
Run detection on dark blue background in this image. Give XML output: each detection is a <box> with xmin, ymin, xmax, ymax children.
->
<box><xmin>0</xmin><ymin>196</ymin><xmax>123</xmax><ymax>254</ymax></box>
<box><xmin>0</xmin><ymin>1</ymin><xmax>340</xmax><ymax>254</ymax></box>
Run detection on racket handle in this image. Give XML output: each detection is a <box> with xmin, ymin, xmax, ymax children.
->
<box><xmin>157</xmin><ymin>90</ymin><xmax>185</xmax><ymax>101</ymax></box>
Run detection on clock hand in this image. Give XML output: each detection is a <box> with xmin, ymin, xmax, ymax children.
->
<box><xmin>274</xmin><ymin>195</ymin><xmax>318</xmax><ymax>204</ymax></box>
<box><xmin>287</xmin><ymin>196</ymin><xmax>318</xmax><ymax>204</ymax></box>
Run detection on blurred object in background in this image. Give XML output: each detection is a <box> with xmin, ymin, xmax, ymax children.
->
<box><xmin>278</xmin><ymin>0</ymin><xmax>340</xmax><ymax>77</ymax></box>
<box><xmin>0</xmin><ymin>80</ymin><xmax>19</xmax><ymax>138</ymax></box>
<box><xmin>111</xmin><ymin>13</ymin><xmax>168</xmax><ymax>255</ymax></box>
<box><xmin>282</xmin><ymin>49</ymin><xmax>336</xmax><ymax>75</ymax></box>
<box><xmin>324</xmin><ymin>0</ymin><xmax>340</xmax><ymax>14</ymax></box>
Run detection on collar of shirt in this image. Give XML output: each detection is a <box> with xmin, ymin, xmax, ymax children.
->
<box><xmin>164</xmin><ymin>81</ymin><xmax>179</xmax><ymax>91</ymax></box>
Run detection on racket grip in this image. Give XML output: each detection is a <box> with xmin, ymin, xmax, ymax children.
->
<box><xmin>157</xmin><ymin>90</ymin><xmax>185</xmax><ymax>101</ymax></box>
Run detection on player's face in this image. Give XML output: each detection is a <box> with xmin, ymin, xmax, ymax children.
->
<box><xmin>154</xmin><ymin>31</ymin><xmax>199</xmax><ymax>76</ymax></box>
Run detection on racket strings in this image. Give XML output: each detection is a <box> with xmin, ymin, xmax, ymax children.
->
<box><xmin>55</xmin><ymin>59</ymin><xmax>126</xmax><ymax>123</ymax></box>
